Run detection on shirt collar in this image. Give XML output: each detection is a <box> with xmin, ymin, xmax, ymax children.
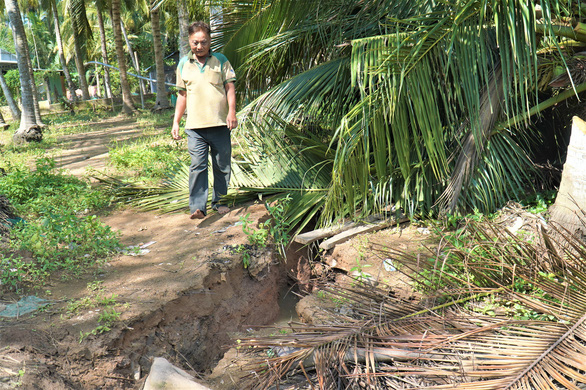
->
<box><xmin>188</xmin><ymin>50</ymin><xmax>212</xmax><ymax>62</ymax></box>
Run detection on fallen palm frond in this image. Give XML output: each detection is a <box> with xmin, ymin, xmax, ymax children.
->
<box><xmin>236</xmin><ymin>216</ymin><xmax>586</xmax><ymax>389</ymax></box>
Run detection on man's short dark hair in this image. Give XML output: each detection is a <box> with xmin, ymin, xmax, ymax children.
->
<box><xmin>188</xmin><ymin>21</ymin><xmax>211</xmax><ymax>37</ymax></box>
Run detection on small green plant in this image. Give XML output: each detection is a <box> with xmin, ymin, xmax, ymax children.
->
<box><xmin>236</xmin><ymin>213</ymin><xmax>269</xmax><ymax>268</ymax></box>
<box><xmin>236</xmin><ymin>196</ymin><xmax>291</xmax><ymax>268</ymax></box>
<box><xmin>0</xmin><ymin>158</ymin><xmax>120</xmax><ymax>290</ymax></box>
<box><xmin>520</xmin><ymin>191</ymin><xmax>556</xmax><ymax>214</ymax></box>
<box><xmin>79</xmin><ymin>308</ymin><xmax>121</xmax><ymax>342</ymax></box>
<box><xmin>235</xmin><ymin>243</ymin><xmax>253</xmax><ymax>269</ymax></box>
<box><xmin>264</xmin><ymin>196</ymin><xmax>291</xmax><ymax>257</ymax></box>
<box><xmin>6</xmin><ymin>212</ymin><xmax>120</xmax><ymax>285</ymax></box>
<box><xmin>0</xmin><ymin>157</ymin><xmax>109</xmax><ymax>216</ymax></box>
<box><xmin>66</xmin><ymin>282</ymin><xmax>119</xmax><ymax>315</ymax></box>
<box><xmin>241</xmin><ymin>213</ymin><xmax>270</xmax><ymax>247</ymax></box>
<box><xmin>349</xmin><ymin>258</ymin><xmax>372</xmax><ymax>282</ymax></box>
<box><xmin>67</xmin><ymin>282</ymin><xmax>123</xmax><ymax>342</ymax></box>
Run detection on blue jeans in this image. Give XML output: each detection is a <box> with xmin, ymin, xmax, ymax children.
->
<box><xmin>185</xmin><ymin>126</ymin><xmax>231</xmax><ymax>215</ymax></box>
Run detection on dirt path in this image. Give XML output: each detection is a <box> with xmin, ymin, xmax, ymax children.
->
<box><xmin>0</xmin><ymin>116</ymin><xmax>290</xmax><ymax>389</ymax></box>
<box><xmin>53</xmin><ymin>115</ymin><xmax>156</xmax><ymax>176</ymax></box>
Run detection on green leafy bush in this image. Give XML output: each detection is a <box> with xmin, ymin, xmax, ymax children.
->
<box><xmin>0</xmin><ymin>157</ymin><xmax>109</xmax><ymax>216</ymax></box>
<box><xmin>9</xmin><ymin>212</ymin><xmax>119</xmax><ymax>271</ymax></box>
<box><xmin>0</xmin><ymin>157</ymin><xmax>120</xmax><ymax>290</ymax></box>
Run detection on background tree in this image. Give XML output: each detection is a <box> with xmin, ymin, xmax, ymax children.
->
<box><xmin>176</xmin><ymin>0</ymin><xmax>189</xmax><ymax>57</ymax></box>
<box><xmin>120</xmin><ymin>0</ymin><xmax>147</xmax><ymax>94</ymax></box>
<box><xmin>94</xmin><ymin>0</ymin><xmax>113</xmax><ymax>98</ymax></box>
<box><xmin>150</xmin><ymin>1</ymin><xmax>169</xmax><ymax>110</ymax></box>
<box><xmin>65</xmin><ymin>0</ymin><xmax>91</xmax><ymax>100</ymax></box>
<box><xmin>0</xmin><ymin>109</ymin><xmax>8</xmax><ymax>129</ymax></box>
<box><xmin>47</xmin><ymin>0</ymin><xmax>78</xmax><ymax>102</ymax></box>
<box><xmin>0</xmin><ymin>71</ymin><xmax>21</xmax><ymax>120</ymax></box>
<box><xmin>111</xmin><ymin>0</ymin><xmax>137</xmax><ymax>114</ymax></box>
<box><xmin>4</xmin><ymin>0</ymin><xmax>43</xmax><ymax>142</ymax></box>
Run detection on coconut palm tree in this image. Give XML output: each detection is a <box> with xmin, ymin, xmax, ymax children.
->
<box><xmin>176</xmin><ymin>0</ymin><xmax>189</xmax><ymax>57</ymax></box>
<box><xmin>216</xmin><ymin>0</ymin><xmax>586</xmax><ymax>224</ymax></box>
<box><xmin>94</xmin><ymin>0</ymin><xmax>113</xmax><ymax>99</ymax></box>
<box><xmin>4</xmin><ymin>0</ymin><xmax>43</xmax><ymax>142</ymax></box>
<box><xmin>17</xmin><ymin>8</ymin><xmax>44</xmax><ymax>126</ymax></box>
<box><xmin>119</xmin><ymin>8</ymin><xmax>147</xmax><ymax>97</ymax></box>
<box><xmin>46</xmin><ymin>0</ymin><xmax>78</xmax><ymax>103</ymax></box>
<box><xmin>150</xmin><ymin>1</ymin><xmax>169</xmax><ymax>110</ymax></box>
<box><xmin>64</xmin><ymin>0</ymin><xmax>91</xmax><ymax>100</ymax></box>
<box><xmin>111</xmin><ymin>0</ymin><xmax>137</xmax><ymax>114</ymax></box>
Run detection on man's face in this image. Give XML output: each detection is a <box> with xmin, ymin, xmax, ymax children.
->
<box><xmin>189</xmin><ymin>30</ymin><xmax>211</xmax><ymax>59</ymax></box>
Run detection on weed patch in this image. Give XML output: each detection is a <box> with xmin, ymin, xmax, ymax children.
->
<box><xmin>237</xmin><ymin>196</ymin><xmax>290</xmax><ymax>268</ymax></box>
<box><xmin>0</xmin><ymin>158</ymin><xmax>120</xmax><ymax>291</ymax></box>
<box><xmin>62</xmin><ymin>282</ymin><xmax>125</xmax><ymax>342</ymax></box>
<box><xmin>108</xmin><ymin>136</ymin><xmax>187</xmax><ymax>183</ymax></box>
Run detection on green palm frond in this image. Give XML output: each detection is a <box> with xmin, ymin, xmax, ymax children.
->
<box><xmin>65</xmin><ymin>0</ymin><xmax>92</xmax><ymax>41</ymax></box>
<box><xmin>114</xmin><ymin>0</ymin><xmax>586</xmax><ymax>234</ymax></box>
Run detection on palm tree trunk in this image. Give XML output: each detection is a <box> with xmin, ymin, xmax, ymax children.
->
<box><xmin>177</xmin><ymin>0</ymin><xmax>190</xmax><ymax>58</ymax></box>
<box><xmin>550</xmin><ymin>116</ymin><xmax>586</xmax><ymax>234</ymax></box>
<box><xmin>111</xmin><ymin>0</ymin><xmax>136</xmax><ymax>115</ymax></box>
<box><xmin>71</xmin><ymin>22</ymin><xmax>91</xmax><ymax>100</ymax></box>
<box><xmin>44</xmin><ymin>77</ymin><xmax>52</xmax><ymax>104</ymax></box>
<box><xmin>4</xmin><ymin>0</ymin><xmax>43</xmax><ymax>142</ymax></box>
<box><xmin>151</xmin><ymin>5</ymin><xmax>169</xmax><ymax>110</ymax></box>
<box><xmin>51</xmin><ymin>0</ymin><xmax>77</xmax><ymax>103</ymax></box>
<box><xmin>96</xmin><ymin>5</ymin><xmax>113</xmax><ymax>99</ymax></box>
<box><xmin>0</xmin><ymin>110</ymin><xmax>9</xmax><ymax>130</ymax></box>
<box><xmin>96</xmin><ymin>70</ymin><xmax>101</xmax><ymax>97</ymax></box>
<box><xmin>23</xmin><ymin>30</ymin><xmax>44</xmax><ymax>127</ymax></box>
<box><xmin>0</xmin><ymin>71</ymin><xmax>21</xmax><ymax>120</ymax></box>
<box><xmin>120</xmin><ymin>19</ymin><xmax>146</xmax><ymax>95</ymax></box>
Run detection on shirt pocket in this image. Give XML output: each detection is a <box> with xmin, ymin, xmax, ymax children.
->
<box><xmin>205</xmin><ymin>69</ymin><xmax>223</xmax><ymax>86</ymax></box>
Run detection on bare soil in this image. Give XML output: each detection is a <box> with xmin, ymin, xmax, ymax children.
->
<box><xmin>0</xmin><ymin>115</ymin><xmax>431</xmax><ymax>389</ymax></box>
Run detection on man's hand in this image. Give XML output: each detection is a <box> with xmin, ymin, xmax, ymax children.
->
<box><xmin>226</xmin><ymin>112</ymin><xmax>238</xmax><ymax>130</ymax></box>
<box><xmin>225</xmin><ymin>82</ymin><xmax>237</xmax><ymax>130</ymax></box>
<box><xmin>171</xmin><ymin>90</ymin><xmax>187</xmax><ymax>139</ymax></box>
<box><xmin>171</xmin><ymin>122</ymin><xmax>181</xmax><ymax>140</ymax></box>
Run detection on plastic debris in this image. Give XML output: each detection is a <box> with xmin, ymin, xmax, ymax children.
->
<box><xmin>383</xmin><ymin>258</ymin><xmax>396</xmax><ymax>272</ymax></box>
<box><xmin>0</xmin><ymin>296</ymin><xmax>50</xmax><ymax>317</ymax></box>
<box><xmin>213</xmin><ymin>221</ymin><xmax>243</xmax><ymax>234</ymax></box>
<box><xmin>122</xmin><ymin>241</ymin><xmax>156</xmax><ymax>256</ymax></box>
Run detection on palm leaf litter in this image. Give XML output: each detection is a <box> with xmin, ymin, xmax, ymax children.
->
<box><xmin>233</xmin><ymin>213</ymin><xmax>586</xmax><ymax>389</ymax></box>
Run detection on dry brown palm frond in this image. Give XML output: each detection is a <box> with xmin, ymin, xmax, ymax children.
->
<box><xmin>239</xmin><ymin>216</ymin><xmax>586</xmax><ymax>389</ymax></box>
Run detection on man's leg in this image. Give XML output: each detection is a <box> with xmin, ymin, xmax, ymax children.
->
<box><xmin>208</xmin><ymin>126</ymin><xmax>231</xmax><ymax>214</ymax></box>
<box><xmin>186</xmin><ymin>129</ymin><xmax>209</xmax><ymax>218</ymax></box>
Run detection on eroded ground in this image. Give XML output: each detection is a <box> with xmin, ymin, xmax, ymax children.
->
<box><xmin>0</xmin><ymin>115</ymin><xmax>433</xmax><ymax>389</ymax></box>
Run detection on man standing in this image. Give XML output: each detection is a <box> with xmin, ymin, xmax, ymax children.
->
<box><xmin>172</xmin><ymin>21</ymin><xmax>237</xmax><ymax>219</ymax></box>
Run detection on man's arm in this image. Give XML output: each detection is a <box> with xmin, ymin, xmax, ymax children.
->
<box><xmin>225</xmin><ymin>82</ymin><xmax>237</xmax><ymax>130</ymax></box>
<box><xmin>171</xmin><ymin>90</ymin><xmax>187</xmax><ymax>140</ymax></box>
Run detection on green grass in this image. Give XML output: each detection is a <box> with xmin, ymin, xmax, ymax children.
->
<box><xmin>108</xmin><ymin>134</ymin><xmax>188</xmax><ymax>183</ymax></box>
